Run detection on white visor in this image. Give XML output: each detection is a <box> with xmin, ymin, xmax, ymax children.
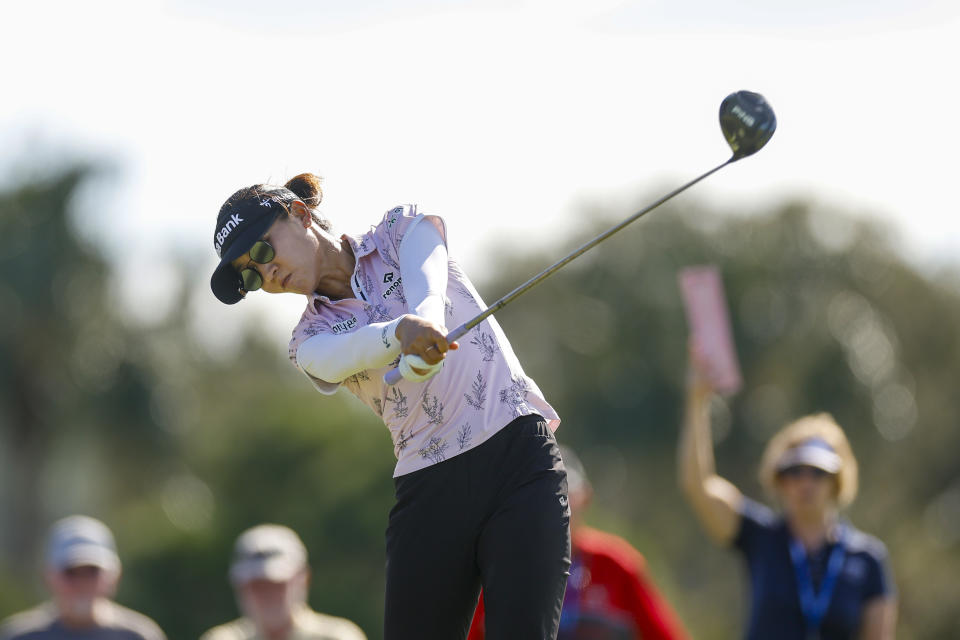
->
<box><xmin>776</xmin><ymin>438</ymin><xmax>843</xmax><ymax>474</ymax></box>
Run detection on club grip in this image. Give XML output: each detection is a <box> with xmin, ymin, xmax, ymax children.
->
<box><xmin>382</xmin><ymin>323</ymin><xmax>471</xmax><ymax>385</ymax></box>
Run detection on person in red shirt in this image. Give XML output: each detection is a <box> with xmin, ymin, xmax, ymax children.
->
<box><xmin>468</xmin><ymin>446</ymin><xmax>690</xmax><ymax>640</ymax></box>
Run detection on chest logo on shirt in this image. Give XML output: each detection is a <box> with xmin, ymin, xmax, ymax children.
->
<box><xmin>383</xmin><ymin>272</ymin><xmax>395</xmax><ymax>283</ymax></box>
<box><xmin>382</xmin><ymin>276</ymin><xmax>403</xmax><ymax>299</ymax></box>
<box><xmin>842</xmin><ymin>556</ymin><xmax>866</xmax><ymax>583</ymax></box>
<box><xmin>330</xmin><ymin>316</ymin><xmax>359</xmax><ymax>334</ymax></box>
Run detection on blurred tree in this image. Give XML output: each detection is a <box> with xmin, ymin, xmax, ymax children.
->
<box><xmin>0</xmin><ymin>164</ymin><xmax>396</xmax><ymax>638</ymax></box>
<box><xmin>130</xmin><ymin>327</ymin><xmax>397</xmax><ymax>638</ymax></box>
<box><xmin>0</xmin><ymin>166</ymin><xmax>175</xmax><ymax>577</ymax></box>
<box><xmin>481</xmin><ymin>196</ymin><xmax>960</xmax><ymax>639</ymax></box>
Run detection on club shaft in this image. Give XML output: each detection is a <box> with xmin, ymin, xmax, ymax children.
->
<box><xmin>384</xmin><ymin>156</ymin><xmax>735</xmax><ymax>384</ymax></box>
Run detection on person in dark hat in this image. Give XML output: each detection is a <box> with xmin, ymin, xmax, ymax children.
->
<box><xmin>679</xmin><ymin>344</ymin><xmax>897</xmax><ymax>640</ymax></box>
<box><xmin>208</xmin><ymin>174</ymin><xmax>568</xmax><ymax>640</ymax></box>
<box><xmin>0</xmin><ymin>516</ymin><xmax>166</xmax><ymax>640</ymax></box>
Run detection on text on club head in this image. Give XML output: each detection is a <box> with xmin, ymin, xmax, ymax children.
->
<box><xmin>730</xmin><ymin>104</ymin><xmax>757</xmax><ymax>128</ymax></box>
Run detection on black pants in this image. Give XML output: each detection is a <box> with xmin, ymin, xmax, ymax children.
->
<box><xmin>384</xmin><ymin>414</ymin><xmax>571</xmax><ymax>640</ymax></box>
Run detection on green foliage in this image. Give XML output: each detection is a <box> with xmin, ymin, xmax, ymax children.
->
<box><xmin>0</xmin><ymin>165</ymin><xmax>177</xmax><ymax>579</ymax></box>
<box><xmin>1</xmin><ymin>167</ymin><xmax>959</xmax><ymax>638</ymax></box>
<box><xmin>482</xmin><ymin>196</ymin><xmax>960</xmax><ymax>639</ymax></box>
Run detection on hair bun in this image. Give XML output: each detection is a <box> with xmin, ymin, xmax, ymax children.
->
<box><xmin>284</xmin><ymin>173</ymin><xmax>323</xmax><ymax>207</ymax></box>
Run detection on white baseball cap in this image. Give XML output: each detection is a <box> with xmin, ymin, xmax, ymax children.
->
<box><xmin>45</xmin><ymin>515</ymin><xmax>120</xmax><ymax>573</ymax></box>
<box><xmin>229</xmin><ymin>524</ymin><xmax>307</xmax><ymax>585</ymax></box>
<box><xmin>776</xmin><ymin>437</ymin><xmax>843</xmax><ymax>475</ymax></box>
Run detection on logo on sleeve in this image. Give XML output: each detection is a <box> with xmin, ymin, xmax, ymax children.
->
<box><xmin>383</xmin><ymin>272</ymin><xmax>394</xmax><ymax>283</ymax></box>
<box><xmin>330</xmin><ymin>316</ymin><xmax>359</xmax><ymax>334</ymax></box>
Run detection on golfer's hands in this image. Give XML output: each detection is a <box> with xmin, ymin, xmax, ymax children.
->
<box><xmin>395</xmin><ymin>315</ymin><xmax>459</xmax><ymax>381</ymax></box>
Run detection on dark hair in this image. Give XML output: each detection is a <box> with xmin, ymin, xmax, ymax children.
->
<box><xmin>221</xmin><ymin>174</ymin><xmax>332</xmax><ymax>232</ymax></box>
<box><xmin>285</xmin><ymin>173</ymin><xmax>322</xmax><ymax>207</ymax></box>
<box><xmin>285</xmin><ymin>173</ymin><xmax>331</xmax><ymax>231</ymax></box>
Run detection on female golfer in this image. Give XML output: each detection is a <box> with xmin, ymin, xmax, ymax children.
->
<box><xmin>210</xmin><ymin>174</ymin><xmax>570</xmax><ymax>639</ymax></box>
<box><xmin>679</xmin><ymin>345</ymin><xmax>897</xmax><ymax>639</ymax></box>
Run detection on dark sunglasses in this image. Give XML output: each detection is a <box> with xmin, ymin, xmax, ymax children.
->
<box><xmin>62</xmin><ymin>565</ymin><xmax>102</xmax><ymax>579</ymax></box>
<box><xmin>239</xmin><ymin>240</ymin><xmax>276</xmax><ymax>292</ymax></box>
<box><xmin>778</xmin><ymin>465</ymin><xmax>831</xmax><ymax>479</ymax></box>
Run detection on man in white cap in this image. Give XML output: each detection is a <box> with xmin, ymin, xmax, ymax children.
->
<box><xmin>200</xmin><ymin>524</ymin><xmax>366</xmax><ymax>640</ymax></box>
<box><xmin>0</xmin><ymin>515</ymin><xmax>166</xmax><ymax>640</ymax></box>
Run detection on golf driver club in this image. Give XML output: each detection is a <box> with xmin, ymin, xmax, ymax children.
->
<box><xmin>384</xmin><ymin>90</ymin><xmax>776</xmax><ymax>385</ymax></box>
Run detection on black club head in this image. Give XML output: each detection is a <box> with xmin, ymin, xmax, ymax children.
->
<box><xmin>719</xmin><ymin>90</ymin><xmax>777</xmax><ymax>160</ymax></box>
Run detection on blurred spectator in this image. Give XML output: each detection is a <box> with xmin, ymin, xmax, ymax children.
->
<box><xmin>0</xmin><ymin>515</ymin><xmax>166</xmax><ymax>640</ymax></box>
<box><xmin>468</xmin><ymin>446</ymin><xmax>690</xmax><ymax>640</ymax></box>
<box><xmin>679</xmin><ymin>344</ymin><xmax>897</xmax><ymax>639</ymax></box>
<box><xmin>200</xmin><ymin>524</ymin><xmax>366</xmax><ymax>640</ymax></box>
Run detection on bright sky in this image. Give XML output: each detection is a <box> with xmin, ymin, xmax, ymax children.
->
<box><xmin>3</xmin><ymin>0</ymin><xmax>958</xmax><ymax>344</ymax></box>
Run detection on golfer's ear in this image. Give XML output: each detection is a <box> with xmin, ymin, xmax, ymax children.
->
<box><xmin>290</xmin><ymin>200</ymin><xmax>312</xmax><ymax>227</ymax></box>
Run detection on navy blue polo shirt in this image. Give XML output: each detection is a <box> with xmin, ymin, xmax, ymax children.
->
<box><xmin>733</xmin><ymin>498</ymin><xmax>894</xmax><ymax>640</ymax></box>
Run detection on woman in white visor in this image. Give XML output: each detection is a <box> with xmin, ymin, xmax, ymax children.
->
<box><xmin>679</xmin><ymin>345</ymin><xmax>897</xmax><ymax>640</ymax></box>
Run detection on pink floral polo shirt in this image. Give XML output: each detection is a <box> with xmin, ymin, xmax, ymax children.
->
<box><xmin>288</xmin><ymin>205</ymin><xmax>559</xmax><ymax>477</ymax></box>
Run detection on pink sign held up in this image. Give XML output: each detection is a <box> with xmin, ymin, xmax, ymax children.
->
<box><xmin>678</xmin><ymin>265</ymin><xmax>742</xmax><ymax>395</ymax></box>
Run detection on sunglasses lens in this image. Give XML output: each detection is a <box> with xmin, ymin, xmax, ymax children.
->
<box><xmin>249</xmin><ymin>240</ymin><xmax>275</xmax><ymax>264</ymax></box>
<box><xmin>241</xmin><ymin>268</ymin><xmax>263</xmax><ymax>292</ymax></box>
<box><xmin>781</xmin><ymin>465</ymin><xmax>829</xmax><ymax>479</ymax></box>
<box><xmin>63</xmin><ymin>566</ymin><xmax>102</xmax><ymax>579</ymax></box>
